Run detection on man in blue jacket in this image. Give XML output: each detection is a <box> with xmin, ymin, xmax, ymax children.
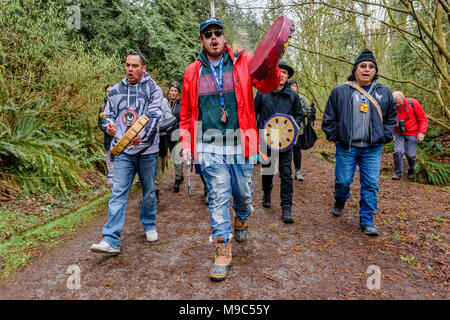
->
<box><xmin>322</xmin><ymin>49</ymin><xmax>397</xmax><ymax>236</ymax></box>
<box><xmin>90</xmin><ymin>51</ymin><xmax>163</xmax><ymax>253</ymax></box>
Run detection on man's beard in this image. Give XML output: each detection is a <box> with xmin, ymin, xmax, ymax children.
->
<box><xmin>206</xmin><ymin>46</ymin><xmax>224</xmax><ymax>59</ymax></box>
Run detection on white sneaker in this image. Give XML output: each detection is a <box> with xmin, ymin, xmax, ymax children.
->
<box><xmin>90</xmin><ymin>240</ymin><xmax>120</xmax><ymax>254</ymax></box>
<box><xmin>295</xmin><ymin>171</ymin><xmax>304</xmax><ymax>181</ymax></box>
<box><xmin>146</xmin><ymin>230</ymin><xmax>158</xmax><ymax>242</ymax></box>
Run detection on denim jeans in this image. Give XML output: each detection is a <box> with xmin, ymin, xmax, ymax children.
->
<box><xmin>334</xmin><ymin>143</ymin><xmax>383</xmax><ymax>226</ymax></box>
<box><xmin>102</xmin><ymin>153</ymin><xmax>158</xmax><ymax>249</ymax></box>
<box><xmin>200</xmin><ymin>152</ymin><xmax>254</xmax><ymax>243</ymax></box>
<box><xmin>393</xmin><ymin>131</ymin><xmax>417</xmax><ymax>176</ymax></box>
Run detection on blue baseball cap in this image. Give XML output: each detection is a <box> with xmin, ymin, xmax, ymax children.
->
<box><xmin>199</xmin><ymin>17</ymin><xmax>224</xmax><ymax>35</ymax></box>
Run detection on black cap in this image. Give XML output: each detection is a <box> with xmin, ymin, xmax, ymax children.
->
<box><xmin>278</xmin><ymin>61</ymin><xmax>294</xmax><ymax>78</ymax></box>
<box><xmin>354</xmin><ymin>48</ymin><xmax>377</xmax><ymax>67</ymax></box>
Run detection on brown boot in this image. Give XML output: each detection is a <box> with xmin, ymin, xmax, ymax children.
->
<box><xmin>234</xmin><ymin>216</ymin><xmax>248</xmax><ymax>242</ymax></box>
<box><xmin>210</xmin><ymin>237</ymin><xmax>232</xmax><ymax>281</ymax></box>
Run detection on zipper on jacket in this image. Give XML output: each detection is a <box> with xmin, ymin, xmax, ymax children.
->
<box><xmin>369</xmin><ymin>84</ymin><xmax>379</xmax><ymax>146</ymax></box>
<box><xmin>349</xmin><ymin>88</ymin><xmax>353</xmax><ymax>150</ymax></box>
<box><xmin>361</xmin><ymin>94</ymin><xmax>366</xmax><ymax>148</ymax></box>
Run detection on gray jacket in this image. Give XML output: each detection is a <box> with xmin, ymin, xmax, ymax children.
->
<box><xmin>104</xmin><ymin>73</ymin><xmax>163</xmax><ymax>155</ymax></box>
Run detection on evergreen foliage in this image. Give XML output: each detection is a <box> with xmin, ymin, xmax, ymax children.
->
<box><xmin>0</xmin><ymin>0</ymin><xmax>122</xmax><ymax>194</ymax></box>
<box><xmin>72</xmin><ymin>0</ymin><xmax>206</xmax><ymax>85</ymax></box>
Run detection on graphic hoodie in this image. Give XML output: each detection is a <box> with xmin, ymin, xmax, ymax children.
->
<box><xmin>104</xmin><ymin>72</ymin><xmax>163</xmax><ymax>155</ymax></box>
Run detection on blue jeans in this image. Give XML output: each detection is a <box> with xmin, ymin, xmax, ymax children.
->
<box><xmin>102</xmin><ymin>153</ymin><xmax>158</xmax><ymax>249</ymax></box>
<box><xmin>334</xmin><ymin>143</ymin><xmax>383</xmax><ymax>226</ymax></box>
<box><xmin>200</xmin><ymin>153</ymin><xmax>254</xmax><ymax>243</ymax></box>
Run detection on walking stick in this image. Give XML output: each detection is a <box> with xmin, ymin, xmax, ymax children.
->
<box><xmin>186</xmin><ymin>157</ymin><xmax>192</xmax><ymax>196</ymax></box>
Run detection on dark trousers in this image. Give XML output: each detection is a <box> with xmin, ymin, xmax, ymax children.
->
<box><xmin>293</xmin><ymin>139</ymin><xmax>302</xmax><ymax>171</ymax></box>
<box><xmin>393</xmin><ymin>131</ymin><xmax>418</xmax><ymax>176</ymax></box>
<box><xmin>261</xmin><ymin>148</ymin><xmax>293</xmax><ymax>208</ymax></box>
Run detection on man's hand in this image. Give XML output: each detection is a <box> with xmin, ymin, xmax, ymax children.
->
<box><xmin>417</xmin><ymin>133</ymin><xmax>425</xmax><ymax>143</ymax></box>
<box><xmin>106</xmin><ymin>123</ymin><xmax>116</xmax><ymax>136</ymax></box>
<box><xmin>129</xmin><ymin>135</ymin><xmax>141</xmax><ymax>146</ymax></box>
<box><xmin>182</xmin><ymin>148</ymin><xmax>191</xmax><ymax>163</ymax></box>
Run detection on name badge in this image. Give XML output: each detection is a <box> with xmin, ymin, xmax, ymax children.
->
<box><xmin>360</xmin><ymin>102</ymin><xmax>369</xmax><ymax>113</ymax></box>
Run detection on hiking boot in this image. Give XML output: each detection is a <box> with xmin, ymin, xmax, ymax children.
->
<box><xmin>332</xmin><ymin>201</ymin><xmax>345</xmax><ymax>217</ymax></box>
<box><xmin>146</xmin><ymin>229</ymin><xmax>158</xmax><ymax>242</ymax></box>
<box><xmin>282</xmin><ymin>207</ymin><xmax>294</xmax><ymax>223</ymax></box>
<box><xmin>262</xmin><ymin>193</ymin><xmax>271</xmax><ymax>208</ymax></box>
<box><xmin>295</xmin><ymin>170</ymin><xmax>304</xmax><ymax>181</ymax></box>
<box><xmin>407</xmin><ymin>171</ymin><xmax>414</xmax><ymax>180</ymax></box>
<box><xmin>361</xmin><ymin>225</ymin><xmax>379</xmax><ymax>236</ymax></box>
<box><xmin>210</xmin><ymin>237</ymin><xmax>232</xmax><ymax>281</ymax></box>
<box><xmin>90</xmin><ymin>240</ymin><xmax>120</xmax><ymax>254</ymax></box>
<box><xmin>173</xmin><ymin>180</ymin><xmax>181</xmax><ymax>192</ymax></box>
<box><xmin>234</xmin><ymin>216</ymin><xmax>248</xmax><ymax>242</ymax></box>
<box><xmin>392</xmin><ymin>174</ymin><xmax>402</xmax><ymax>180</ymax></box>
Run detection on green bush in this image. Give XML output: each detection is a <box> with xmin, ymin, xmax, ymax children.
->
<box><xmin>415</xmin><ymin>126</ymin><xmax>449</xmax><ymax>186</ymax></box>
<box><xmin>0</xmin><ymin>0</ymin><xmax>122</xmax><ymax>194</ymax></box>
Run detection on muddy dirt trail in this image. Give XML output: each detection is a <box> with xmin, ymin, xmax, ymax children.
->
<box><xmin>0</xmin><ymin>149</ymin><xmax>448</xmax><ymax>300</ymax></box>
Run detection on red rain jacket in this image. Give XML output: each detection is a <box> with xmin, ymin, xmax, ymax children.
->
<box><xmin>395</xmin><ymin>98</ymin><xmax>428</xmax><ymax>136</ymax></box>
<box><xmin>179</xmin><ymin>45</ymin><xmax>281</xmax><ymax>158</ymax></box>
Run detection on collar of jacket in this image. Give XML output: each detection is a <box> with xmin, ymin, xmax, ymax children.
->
<box><xmin>273</xmin><ymin>82</ymin><xmax>291</xmax><ymax>94</ymax></box>
<box><xmin>198</xmin><ymin>45</ymin><xmax>243</xmax><ymax>66</ymax></box>
<box><xmin>349</xmin><ymin>80</ymin><xmax>380</xmax><ymax>94</ymax></box>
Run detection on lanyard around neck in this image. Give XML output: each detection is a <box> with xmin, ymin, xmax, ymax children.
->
<box><xmin>209</xmin><ymin>56</ymin><xmax>224</xmax><ymax>107</ymax></box>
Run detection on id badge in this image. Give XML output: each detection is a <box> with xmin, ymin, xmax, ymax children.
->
<box><xmin>360</xmin><ymin>102</ymin><xmax>369</xmax><ymax>113</ymax></box>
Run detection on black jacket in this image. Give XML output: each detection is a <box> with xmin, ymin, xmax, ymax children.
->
<box><xmin>321</xmin><ymin>81</ymin><xmax>397</xmax><ymax>149</ymax></box>
<box><xmin>254</xmin><ymin>83</ymin><xmax>305</xmax><ymax>131</ymax></box>
<box><xmin>97</xmin><ymin>98</ymin><xmax>113</xmax><ymax>151</ymax></box>
<box><xmin>168</xmin><ymin>98</ymin><xmax>181</xmax><ymax>124</ymax></box>
<box><xmin>167</xmin><ymin>98</ymin><xmax>181</xmax><ymax>148</ymax></box>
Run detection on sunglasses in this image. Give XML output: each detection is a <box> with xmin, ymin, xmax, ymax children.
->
<box><xmin>358</xmin><ymin>63</ymin><xmax>376</xmax><ymax>70</ymax></box>
<box><xmin>202</xmin><ymin>29</ymin><xmax>224</xmax><ymax>39</ymax></box>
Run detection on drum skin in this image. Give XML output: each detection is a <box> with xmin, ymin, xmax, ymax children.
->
<box><xmin>111</xmin><ymin>115</ymin><xmax>149</xmax><ymax>156</ymax></box>
<box><xmin>249</xmin><ymin>16</ymin><xmax>295</xmax><ymax>81</ymax></box>
<box><xmin>263</xmin><ymin>113</ymin><xmax>299</xmax><ymax>152</ymax></box>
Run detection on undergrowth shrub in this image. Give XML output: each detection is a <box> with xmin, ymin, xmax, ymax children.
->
<box><xmin>0</xmin><ymin>0</ymin><xmax>123</xmax><ymax>194</ymax></box>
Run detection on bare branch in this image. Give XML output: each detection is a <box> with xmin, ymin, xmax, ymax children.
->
<box><xmin>437</xmin><ymin>0</ymin><xmax>450</xmax><ymax>14</ymax></box>
<box><xmin>402</xmin><ymin>0</ymin><xmax>450</xmax><ymax>62</ymax></box>
<box><xmin>427</xmin><ymin>115</ymin><xmax>450</xmax><ymax>131</ymax></box>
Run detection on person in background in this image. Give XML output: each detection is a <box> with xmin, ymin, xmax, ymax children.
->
<box><xmin>155</xmin><ymin>95</ymin><xmax>174</xmax><ymax>202</ymax></box>
<box><xmin>391</xmin><ymin>91</ymin><xmax>428</xmax><ymax>181</ymax></box>
<box><xmin>166</xmin><ymin>82</ymin><xmax>185</xmax><ymax>192</ymax></box>
<box><xmin>288</xmin><ymin>79</ymin><xmax>314</xmax><ymax>181</ymax></box>
<box><xmin>255</xmin><ymin>62</ymin><xmax>304</xmax><ymax>224</ymax></box>
<box><xmin>321</xmin><ymin>48</ymin><xmax>397</xmax><ymax>236</ymax></box>
<box><xmin>98</xmin><ymin>84</ymin><xmax>115</xmax><ymax>186</ymax></box>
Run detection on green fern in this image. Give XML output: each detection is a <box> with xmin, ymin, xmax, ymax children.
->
<box><xmin>0</xmin><ymin>103</ymin><xmax>89</xmax><ymax>194</ymax></box>
<box><xmin>415</xmin><ymin>150</ymin><xmax>450</xmax><ymax>186</ymax></box>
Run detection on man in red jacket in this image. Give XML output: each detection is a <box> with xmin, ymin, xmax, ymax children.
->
<box><xmin>179</xmin><ymin>17</ymin><xmax>280</xmax><ymax>281</ymax></box>
<box><xmin>392</xmin><ymin>91</ymin><xmax>428</xmax><ymax>180</ymax></box>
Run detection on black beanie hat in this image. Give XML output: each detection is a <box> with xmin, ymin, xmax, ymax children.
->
<box><xmin>354</xmin><ymin>49</ymin><xmax>377</xmax><ymax>67</ymax></box>
<box><xmin>169</xmin><ymin>82</ymin><xmax>181</xmax><ymax>92</ymax></box>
